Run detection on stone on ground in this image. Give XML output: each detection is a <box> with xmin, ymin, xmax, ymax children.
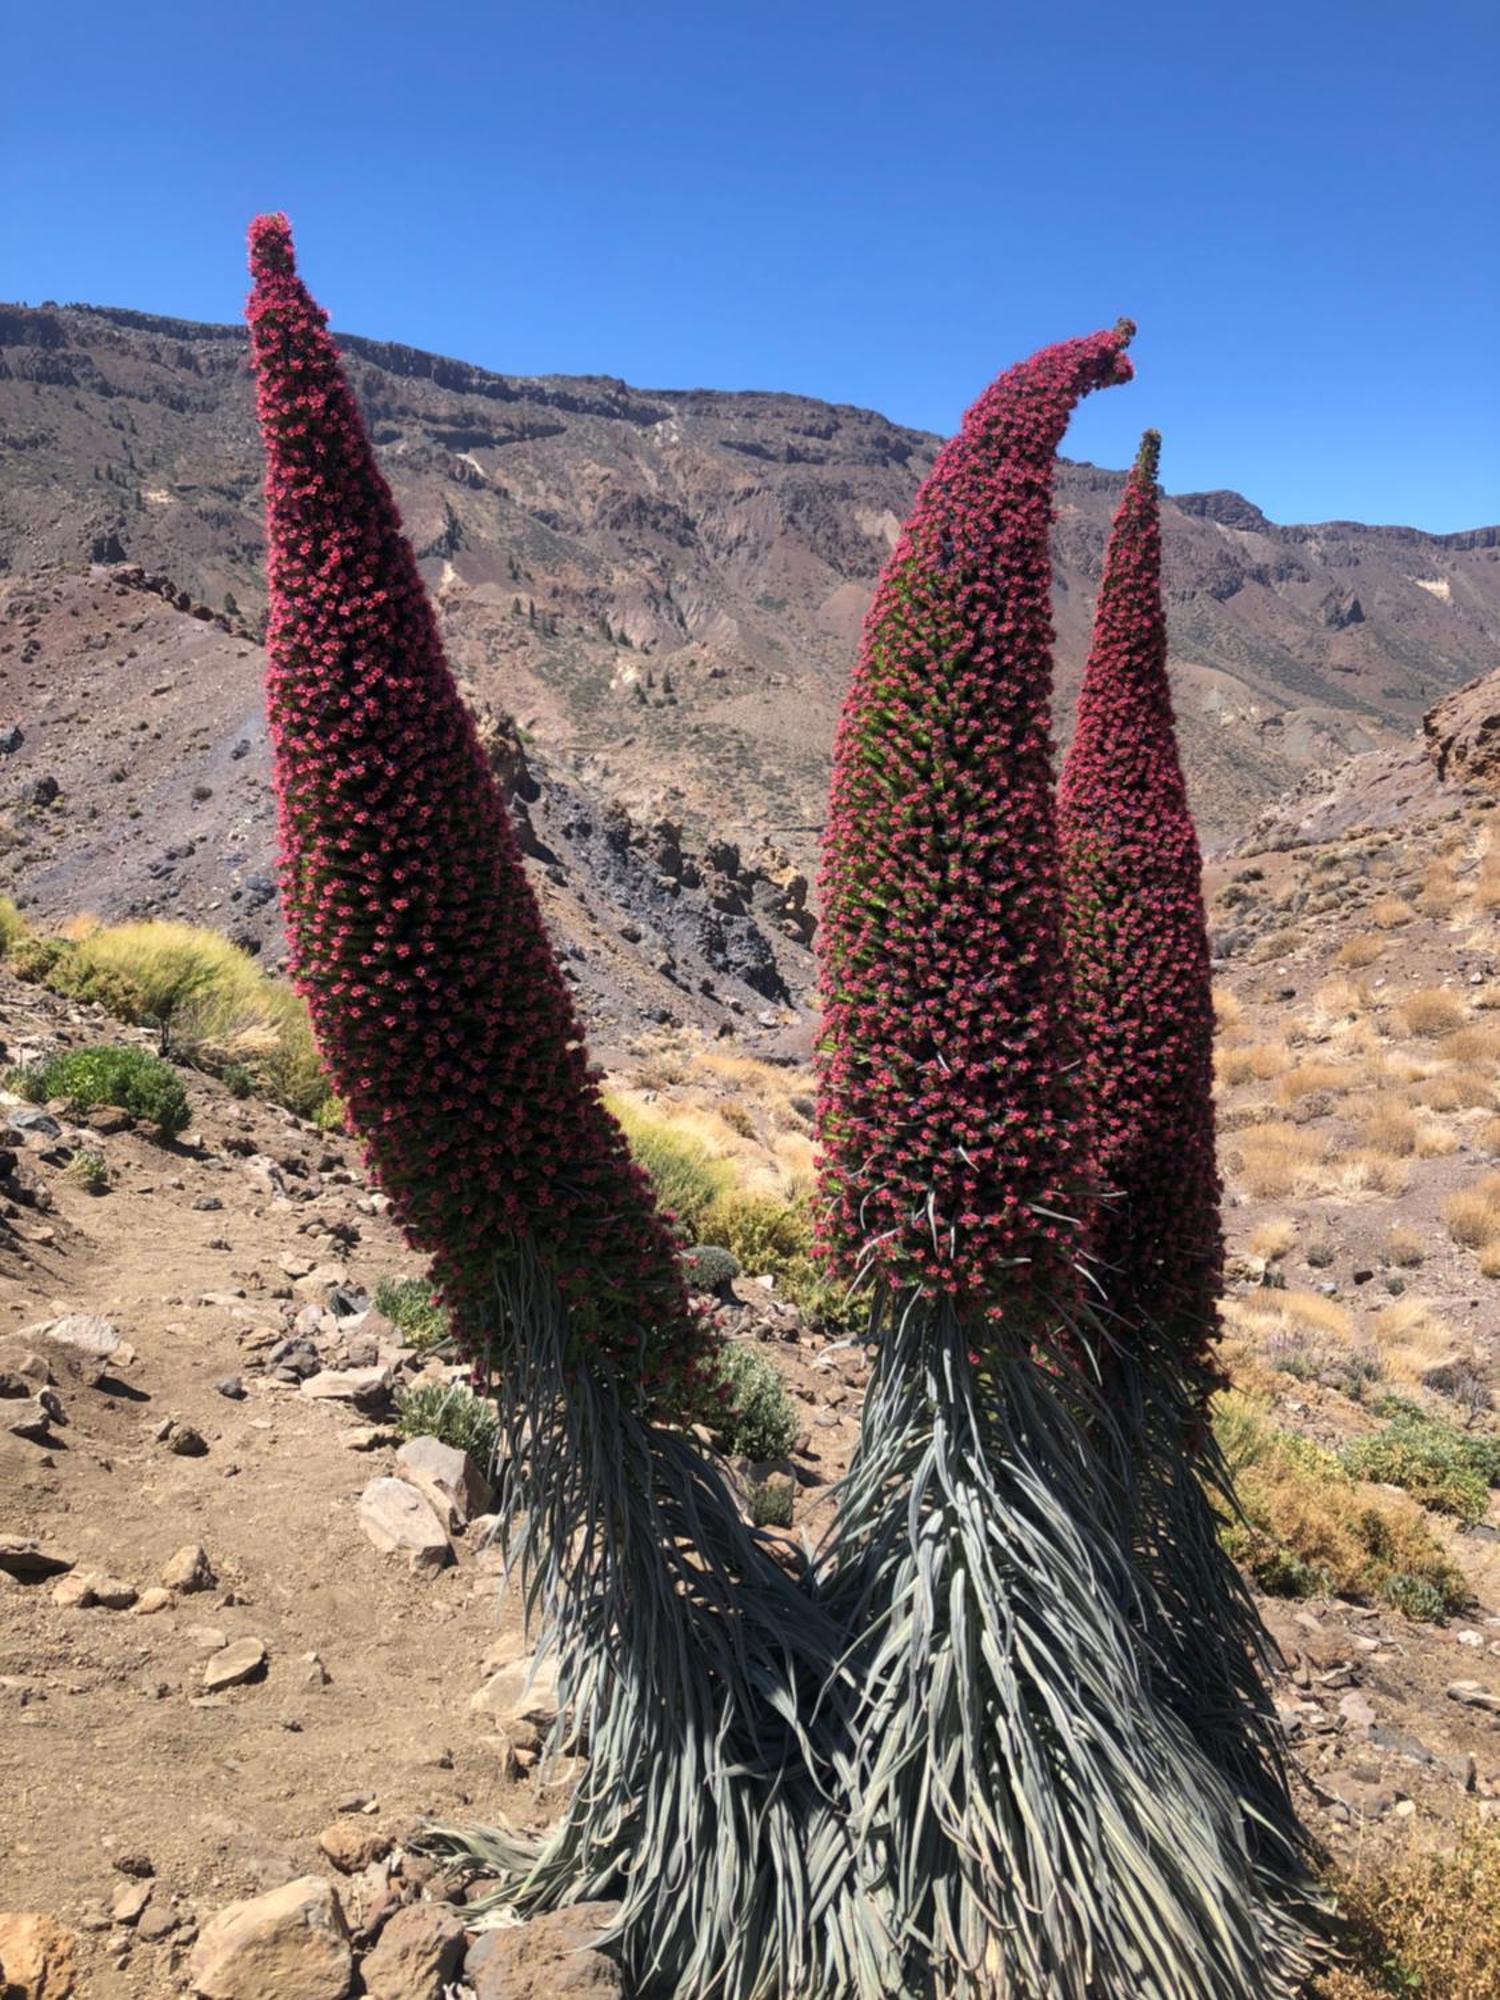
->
<box><xmin>358</xmin><ymin>1901</ymin><xmax>466</xmax><ymax>2000</ymax></box>
<box><xmin>356</xmin><ymin>1478</ymin><xmax>453</xmax><ymax>1571</ymax></box>
<box><xmin>394</xmin><ymin>1433</ymin><xmax>492</xmax><ymax>1530</ymax></box>
<box><xmin>187</xmin><ymin>1876</ymin><xmax>351</xmax><ymax>1999</ymax></box>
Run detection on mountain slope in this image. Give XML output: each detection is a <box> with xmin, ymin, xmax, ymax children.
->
<box><xmin>2</xmin><ymin>301</ymin><xmax>1497</xmax><ymax>865</ymax></box>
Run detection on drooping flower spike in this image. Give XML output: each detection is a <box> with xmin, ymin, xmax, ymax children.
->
<box><xmin>815</xmin><ymin>335</ymin><xmax>1309</xmax><ymax>1998</ymax></box>
<box><xmin>817</xmin><ymin>323</ymin><xmax>1136</xmax><ymax>1318</ymax></box>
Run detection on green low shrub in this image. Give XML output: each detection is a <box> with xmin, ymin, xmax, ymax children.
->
<box><xmin>16</xmin><ymin>919</ymin><xmax>335</xmax><ymax>1123</ymax></box>
<box><xmin>14</xmin><ymin>1043</ymin><xmax>191</xmax><ymax>1137</ymax></box>
<box><xmin>608</xmin><ymin>1097</ymin><xmax>733</xmax><ymax>1239</ymax></box>
<box><xmin>1213</xmin><ymin>1391</ymin><xmax>1470</xmax><ymax>1621</ymax></box>
<box><xmin>0</xmin><ymin>897</ymin><xmax>26</xmax><ymax>955</ymax></box>
<box><xmin>394</xmin><ymin>1379</ymin><xmax>498</xmax><ymax>1466</ymax></box>
<box><xmin>67</xmin><ymin>1148</ymin><xmax>110</xmax><ymax>1194</ymax></box>
<box><xmin>1342</xmin><ymin>1413</ymin><xmax>1500</xmax><ymax>1525</ymax></box>
<box><xmin>749</xmin><ymin>1473</ymin><xmax>795</xmax><ymax>1529</ymax></box>
<box><xmin>711</xmin><ymin>1342</ymin><xmax>799</xmax><ymax>1462</ymax></box>
<box><xmin>698</xmin><ymin>1186</ymin><xmax>863</xmax><ymax>1336</ymax></box>
<box><xmin>375</xmin><ymin>1276</ymin><xmax>450</xmax><ymax>1351</ymax></box>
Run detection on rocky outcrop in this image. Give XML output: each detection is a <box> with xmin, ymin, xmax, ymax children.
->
<box><xmin>1425</xmin><ymin>668</ymin><xmax>1500</xmax><ymax>788</ymax></box>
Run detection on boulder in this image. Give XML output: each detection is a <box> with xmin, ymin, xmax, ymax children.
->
<box><xmin>395</xmin><ymin>1434</ymin><xmax>492</xmax><ymax>1531</ymax></box>
<box><xmin>188</xmin><ymin>1876</ymin><xmax>351</xmax><ymax>1998</ymax></box>
<box><xmin>162</xmin><ymin>1543</ymin><xmax>217</xmax><ymax>1594</ymax></box>
<box><xmin>357</xmin><ymin>1479</ymin><xmax>453</xmax><ymax>1572</ymax></box>
<box><xmin>0</xmin><ymin>1537</ymin><xmax>74</xmax><ymax>1581</ymax></box>
<box><xmin>467</xmin><ymin>1905</ymin><xmax>623</xmax><ymax>1998</ymax></box>
<box><xmin>470</xmin><ymin>1654</ymin><xmax>562</xmax><ymax>1730</ymax></box>
<box><xmin>25</xmin><ymin>1314</ymin><xmax>120</xmax><ymax>1360</ymax></box>
<box><xmin>202</xmin><ymin>1638</ymin><xmax>267</xmax><ymax>1691</ymax></box>
<box><xmin>358</xmin><ymin>1902</ymin><xmax>466</xmax><ymax>2000</ymax></box>
<box><xmin>0</xmin><ymin>1912</ymin><xmax>78</xmax><ymax>1997</ymax></box>
<box><xmin>301</xmin><ymin>1367</ymin><xmax>389</xmax><ymax>1406</ymax></box>
<box><xmin>315</xmin><ymin>1821</ymin><xmax>390</xmax><ymax>1875</ymax></box>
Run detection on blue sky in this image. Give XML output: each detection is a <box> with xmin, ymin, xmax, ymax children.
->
<box><xmin>6</xmin><ymin>0</ymin><xmax>1497</xmax><ymax>529</ymax></box>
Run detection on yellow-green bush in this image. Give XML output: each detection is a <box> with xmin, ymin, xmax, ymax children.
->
<box><xmin>1213</xmin><ymin>1392</ymin><xmax>1470</xmax><ymax>1620</ymax></box>
<box><xmin>0</xmin><ymin>896</ymin><xmax>27</xmax><ymax>955</ymax></box>
<box><xmin>698</xmin><ymin>1185</ymin><xmax>863</xmax><ymax>1335</ymax></box>
<box><xmin>607</xmin><ymin>1097</ymin><xmax>735</xmax><ymax>1240</ymax></box>
<box><xmin>1315</xmin><ymin>1820</ymin><xmax>1500</xmax><ymax>1999</ymax></box>
<box><xmin>15</xmin><ymin>920</ymin><xmax>332</xmax><ymax>1121</ymax></box>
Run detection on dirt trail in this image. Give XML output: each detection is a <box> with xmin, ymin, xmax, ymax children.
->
<box><xmin>0</xmin><ymin>984</ymin><xmax>536</xmax><ymax>1994</ymax></box>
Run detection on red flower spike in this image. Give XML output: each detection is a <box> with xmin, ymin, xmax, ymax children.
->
<box><xmin>816</xmin><ymin>324</ymin><xmax>1134</xmax><ymax>1313</ymax></box>
<box><xmin>244</xmin><ymin>214</ymin><xmax>710</xmax><ymax>1415</ymax></box>
<box><xmin>1058</xmin><ymin>429</ymin><xmax>1224</xmax><ymax>1386</ymax></box>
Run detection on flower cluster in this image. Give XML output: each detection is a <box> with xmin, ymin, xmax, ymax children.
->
<box><xmin>1057</xmin><ymin>431</ymin><xmax>1224</xmax><ymax>1379</ymax></box>
<box><xmin>245</xmin><ymin>213</ymin><xmax>709</xmax><ymax>1414</ymax></box>
<box><xmin>816</xmin><ymin>325</ymin><xmax>1134</xmax><ymax>1313</ymax></box>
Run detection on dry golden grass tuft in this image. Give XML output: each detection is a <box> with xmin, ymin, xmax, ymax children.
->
<box><xmin>1212</xmin><ymin>984</ymin><xmax>1244</xmax><ymax>1031</ymax></box>
<box><xmin>1418</xmin><ymin>858</ymin><xmax>1462</xmax><ymax>917</ymax></box>
<box><xmin>1312</xmin><ymin>976</ymin><xmax>1374</xmax><ymax>1023</ymax></box>
<box><xmin>1248</xmin><ymin>924</ymin><xmax>1307</xmax><ymax>965</ymax></box>
<box><xmin>1369</xmin><ymin>1297</ymin><xmax>1457</xmax><ymax>1381</ymax></box>
<box><xmin>1336</xmin><ymin>934</ymin><xmax>1385</xmax><ymax>969</ymax></box>
<box><xmin>1278</xmin><ymin>1059</ymin><xmax>1351</xmax><ymax>1103</ymax></box>
<box><xmin>1248</xmin><ymin>1217</ymin><xmax>1299</xmax><ymax>1262</ymax></box>
<box><xmin>1227</xmin><ymin>1122</ymin><xmax>1330</xmax><ymax>1200</ymax></box>
<box><xmin>1384</xmin><ymin>1224</ymin><xmax>1426</xmax><ymax>1268</ymax></box>
<box><xmin>1224</xmin><ymin>1289</ymin><xmax>1354</xmax><ymax>1343</ymax></box>
<box><xmin>1479</xmin><ymin>1115</ymin><xmax>1500</xmax><ymax>1155</ymax></box>
<box><xmin>1218</xmin><ymin>1040</ymin><xmax>1292</xmax><ymax>1087</ymax></box>
<box><xmin>1397</xmin><ymin>987</ymin><xmax>1470</xmax><ymax>1038</ymax></box>
<box><xmin>1442</xmin><ymin>1173</ymin><xmax>1500</xmax><ymax>1252</ymax></box>
<box><xmin>1439</xmin><ymin>1021</ymin><xmax>1500</xmax><ymax>1064</ymax></box>
<box><xmin>1363</xmin><ymin>1102</ymin><xmax>1421</xmax><ymax>1157</ymax></box>
<box><xmin>1371</xmin><ymin>894</ymin><xmax>1416</xmax><ymax>929</ymax></box>
<box><xmin>1471</xmin><ymin>855</ymin><xmax>1500</xmax><ymax>912</ymax></box>
<box><xmin>1413</xmin><ymin>1070</ymin><xmax>1495</xmax><ymax>1113</ymax></box>
<box><xmin>1336</xmin><ymin>1149</ymin><xmax>1412</xmax><ymax>1198</ymax></box>
<box><xmin>1314</xmin><ymin>1819</ymin><xmax>1500</xmax><ymax>2000</ymax></box>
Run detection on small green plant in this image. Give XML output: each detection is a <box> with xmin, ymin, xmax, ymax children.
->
<box><xmin>1342</xmin><ymin>1413</ymin><xmax>1500</xmax><ymax>1524</ymax></box>
<box><xmin>16</xmin><ymin>1043</ymin><xmax>191</xmax><ymax>1137</ymax></box>
<box><xmin>311</xmin><ymin>1092</ymin><xmax>347</xmax><ymax>1134</ymax></box>
<box><xmin>375</xmin><ymin>1276</ymin><xmax>450</xmax><ymax>1351</ymax></box>
<box><xmin>682</xmin><ymin>1243</ymin><xmax>741</xmax><ymax>1294</ymax></box>
<box><xmin>749</xmin><ymin>1473</ymin><xmax>795</xmax><ymax>1529</ymax></box>
<box><xmin>67</xmin><ymin>1148</ymin><xmax>110</xmax><ymax>1194</ymax></box>
<box><xmin>10</xmin><ymin>918</ymin><xmax>336</xmax><ymax>1123</ymax></box>
<box><xmin>699</xmin><ymin>1187</ymin><xmax>863</xmax><ymax>1335</ymax></box>
<box><xmin>394</xmin><ymin>1379</ymin><xmax>498</xmax><ymax>1466</ymax></box>
<box><xmin>711</xmin><ymin>1342</ymin><xmax>799</xmax><ymax>1462</ymax></box>
<box><xmin>9</xmin><ymin>933</ymin><xmax>68</xmax><ymax>984</ymax></box>
<box><xmin>0</xmin><ymin>896</ymin><xmax>27</xmax><ymax>955</ymax></box>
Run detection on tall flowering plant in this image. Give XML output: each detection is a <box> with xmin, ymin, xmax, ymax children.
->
<box><xmin>247</xmin><ymin>215</ymin><xmax>846</xmax><ymax>2000</ymax></box>
<box><xmin>814</xmin><ymin>333</ymin><xmax>1301</xmax><ymax>2000</ymax></box>
<box><xmin>246</xmin><ymin>212</ymin><xmax>707</xmax><ymax>1416</ymax></box>
<box><xmin>1058</xmin><ymin>433</ymin><xmax>1323</xmax><ymax>1960</ymax></box>
<box><xmin>1057</xmin><ymin>429</ymin><xmax>1222</xmax><ymax>1386</ymax></box>
<box><xmin>816</xmin><ymin>325</ymin><xmax>1136</xmax><ymax>1315</ymax></box>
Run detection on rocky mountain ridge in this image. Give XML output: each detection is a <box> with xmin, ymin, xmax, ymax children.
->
<box><xmin>3</xmin><ymin>300</ymin><xmax>1497</xmax><ymax>874</ymax></box>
